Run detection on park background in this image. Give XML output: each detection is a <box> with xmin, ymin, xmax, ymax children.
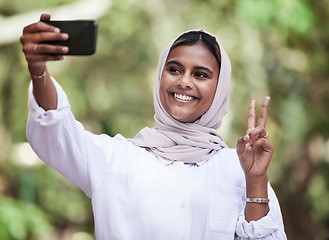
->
<box><xmin>0</xmin><ymin>0</ymin><xmax>329</xmax><ymax>239</ymax></box>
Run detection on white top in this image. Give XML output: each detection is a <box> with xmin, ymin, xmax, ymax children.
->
<box><xmin>27</xmin><ymin>78</ymin><xmax>287</xmax><ymax>240</ymax></box>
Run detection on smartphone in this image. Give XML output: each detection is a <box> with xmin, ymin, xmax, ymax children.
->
<box><xmin>42</xmin><ymin>20</ymin><xmax>98</xmax><ymax>55</ymax></box>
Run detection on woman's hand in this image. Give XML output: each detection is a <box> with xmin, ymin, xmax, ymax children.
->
<box><xmin>20</xmin><ymin>13</ymin><xmax>68</xmax><ymax>110</ymax></box>
<box><xmin>20</xmin><ymin>13</ymin><xmax>69</xmax><ymax>75</ymax></box>
<box><xmin>237</xmin><ymin>96</ymin><xmax>273</xmax><ymax>179</ymax></box>
<box><xmin>237</xmin><ymin>97</ymin><xmax>273</xmax><ymax>222</ymax></box>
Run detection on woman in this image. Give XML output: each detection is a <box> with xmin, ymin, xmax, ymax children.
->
<box><xmin>21</xmin><ymin>14</ymin><xmax>287</xmax><ymax>239</ymax></box>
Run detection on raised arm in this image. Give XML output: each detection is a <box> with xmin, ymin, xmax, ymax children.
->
<box><xmin>236</xmin><ymin>96</ymin><xmax>273</xmax><ymax>222</ymax></box>
<box><xmin>20</xmin><ymin>13</ymin><xmax>69</xmax><ymax>110</ymax></box>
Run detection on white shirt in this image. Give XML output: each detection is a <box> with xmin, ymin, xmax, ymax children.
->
<box><xmin>27</xmin><ymin>78</ymin><xmax>287</xmax><ymax>240</ymax></box>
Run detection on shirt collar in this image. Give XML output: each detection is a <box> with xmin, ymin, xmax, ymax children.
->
<box><xmin>158</xmin><ymin>157</ymin><xmax>209</xmax><ymax>166</ymax></box>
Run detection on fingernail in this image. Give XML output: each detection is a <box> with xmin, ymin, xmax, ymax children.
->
<box><xmin>54</xmin><ymin>28</ymin><xmax>60</xmax><ymax>33</ymax></box>
<box><xmin>62</xmin><ymin>47</ymin><xmax>69</xmax><ymax>52</ymax></box>
<box><xmin>62</xmin><ymin>33</ymin><xmax>69</xmax><ymax>39</ymax></box>
<box><xmin>243</xmin><ymin>135</ymin><xmax>248</xmax><ymax>141</ymax></box>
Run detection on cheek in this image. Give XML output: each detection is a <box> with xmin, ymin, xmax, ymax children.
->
<box><xmin>201</xmin><ymin>82</ymin><xmax>218</xmax><ymax>109</ymax></box>
<box><xmin>210</xmin><ymin>79</ymin><xmax>218</xmax><ymax>97</ymax></box>
<box><xmin>202</xmin><ymin>81</ymin><xmax>217</xmax><ymax>99</ymax></box>
<box><xmin>159</xmin><ymin>75</ymin><xmax>168</xmax><ymax>105</ymax></box>
<box><xmin>159</xmin><ymin>72</ymin><xmax>173</xmax><ymax>95</ymax></box>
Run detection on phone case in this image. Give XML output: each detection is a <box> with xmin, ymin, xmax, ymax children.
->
<box><xmin>42</xmin><ymin>20</ymin><xmax>98</xmax><ymax>55</ymax></box>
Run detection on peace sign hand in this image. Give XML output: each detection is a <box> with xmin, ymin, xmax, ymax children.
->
<box><xmin>237</xmin><ymin>96</ymin><xmax>273</xmax><ymax>178</ymax></box>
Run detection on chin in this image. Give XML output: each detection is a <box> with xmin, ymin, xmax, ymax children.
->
<box><xmin>171</xmin><ymin>114</ymin><xmax>197</xmax><ymax>123</ymax></box>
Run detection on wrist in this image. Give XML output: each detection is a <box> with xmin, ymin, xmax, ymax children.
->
<box><xmin>245</xmin><ymin>174</ymin><xmax>268</xmax><ymax>198</ymax></box>
<box><xmin>28</xmin><ymin>63</ymin><xmax>46</xmax><ymax>77</ymax></box>
<box><xmin>31</xmin><ymin>69</ymin><xmax>46</xmax><ymax>79</ymax></box>
<box><xmin>245</xmin><ymin>174</ymin><xmax>268</xmax><ymax>184</ymax></box>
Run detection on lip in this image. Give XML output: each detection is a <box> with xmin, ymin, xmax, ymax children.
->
<box><xmin>170</xmin><ymin>91</ymin><xmax>198</xmax><ymax>102</ymax></box>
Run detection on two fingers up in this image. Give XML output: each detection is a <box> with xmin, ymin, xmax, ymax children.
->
<box><xmin>237</xmin><ymin>96</ymin><xmax>273</xmax><ymax>176</ymax></box>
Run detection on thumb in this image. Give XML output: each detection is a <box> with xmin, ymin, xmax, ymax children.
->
<box><xmin>236</xmin><ymin>134</ymin><xmax>250</xmax><ymax>155</ymax></box>
<box><xmin>40</xmin><ymin>13</ymin><xmax>51</xmax><ymax>21</ymax></box>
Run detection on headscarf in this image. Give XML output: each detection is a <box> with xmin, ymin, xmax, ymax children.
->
<box><xmin>129</xmin><ymin>29</ymin><xmax>231</xmax><ymax>163</ymax></box>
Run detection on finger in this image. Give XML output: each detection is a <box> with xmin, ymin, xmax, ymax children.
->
<box><xmin>249</xmin><ymin>137</ymin><xmax>273</xmax><ymax>153</ymax></box>
<box><xmin>23</xmin><ymin>21</ymin><xmax>60</xmax><ymax>35</ymax></box>
<box><xmin>248</xmin><ymin>126</ymin><xmax>268</xmax><ymax>142</ymax></box>
<box><xmin>257</xmin><ymin>96</ymin><xmax>270</xmax><ymax>127</ymax></box>
<box><xmin>35</xmin><ymin>32</ymin><xmax>69</xmax><ymax>43</ymax></box>
<box><xmin>40</xmin><ymin>13</ymin><xmax>51</xmax><ymax>21</ymax></box>
<box><xmin>23</xmin><ymin>43</ymin><xmax>68</xmax><ymax>62</ymax></box>
<box><xmin>237</xmin><ymin>136</ymin><xmax>248</xmax><ymax>155</ymax></box>
<box><xmin>246</xmin><ymin>99</ymin><xmax>256</xmax><ymax>134</ymax></box>
<box><xmin>21</xmin><ymin>32</ymin><xmax>68</xmax><ymax>45</ymax></box>
<box><xmin>33</xmin><ymin>44</ymin><xmax>69</xmax><ymax>55</ymax></box>
<box><xmin>249</xmin><ymin>126</ymin><xmax>267</xmax><ymax>140</ymax></box>
<box><xmin>25</xmin><ymin>53</ymin><xmax>65</xmax><ymax>63</ymax></box>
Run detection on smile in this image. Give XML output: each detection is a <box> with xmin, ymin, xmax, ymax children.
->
<box><xmin>173</xmin><ymin>93</ymin><xmax>195</xmax><ymax>101</ymax></box>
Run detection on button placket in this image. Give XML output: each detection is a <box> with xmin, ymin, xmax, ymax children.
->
<box><xmin>176</xmin><ymin>163</ymin><xmax>192</xmax><ymax>240</ymax></box>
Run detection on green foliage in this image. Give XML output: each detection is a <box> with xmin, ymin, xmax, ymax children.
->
<box><xmin>0</xmin><ymin>0</ymin><xmax>78</xmax><ymax>16</ymax></box>
<box><xmin>235</xmin><ymin>0</ymin><xmax>314</xmax><ymax>35</ymax></box>
<box><xmin>34</xmin><ymin>166</ymin><xmax>93</xmax><ymax>226</ymax></box>
<box><xmin>307</xmin><ymin>163</ymin><xmax>329</xmax><ymax>221</ymax></box>
<box><xmin>0</xmin><ymin>196</ymin><xmax>51</xmax><ymax>239</ymax></box>
<box><xmin>0</xmin><ymin>43</ymin><xmax>29</xmax><ymax>142</ymax></box>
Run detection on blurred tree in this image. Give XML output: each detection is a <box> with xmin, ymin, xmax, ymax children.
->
<box><xmin>0</xmin><ymin>196</ymin><xmax>51</xmax><ymax>239</ymax></box>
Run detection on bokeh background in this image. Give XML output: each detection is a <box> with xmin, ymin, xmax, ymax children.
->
<box><xmin>0</xmin><ymin>0</ymin><xmax>329</xmax><ymax>239</ymax></box>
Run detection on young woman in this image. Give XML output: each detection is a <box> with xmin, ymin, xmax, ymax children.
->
<box><xmin>21</xmin><ymin>14</ymin><xmax>287</xmax><ymax>239</ymax></box>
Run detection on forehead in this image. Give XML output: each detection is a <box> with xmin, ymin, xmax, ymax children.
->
<box><xmin>166</xmin><ymin>43</ymin><xmax>219</xmax><ymax>71</ymax></box>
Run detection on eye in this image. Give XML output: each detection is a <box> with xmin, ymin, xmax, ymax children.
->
<box><xmin>168</xmin><ymin>66</ymin><xmax>181</xmax><ymax>74</ymax></box>
<box><xmin>194</xmin><ymin>72</ymin><xmax>208</xmax><ymax>79</ymax></box>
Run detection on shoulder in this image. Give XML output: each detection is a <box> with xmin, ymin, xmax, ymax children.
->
<box><xmin>215</xmin><ymin>147</ymin><xmax>237</xmax><ymax>156</ymax></box>
<box><xmin>212</xmin><ymin>147</ymin><xmax>240</xmax><ymax>163</ymax></box>
<box><xmin>92</xmin><ymin>133</ymin><xmax>157</xmax><ymax>166</ymax></box>
<box><xmin>92</xmin><ymin>133</ymin><xmax>150</xmax><ymax>156</ymax></box>
<box><xmin>205</xmin><ymin>147</ymin><xmax>245</xmax><ymax>187</ymax></box>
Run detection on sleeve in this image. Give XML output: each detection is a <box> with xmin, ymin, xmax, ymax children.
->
<box><xmin>26</xmin><ymin>77</ymin><xmax>108</xmax><ymax>198</ymax></box>
<box><xmin>235</xmin><ymin>183</ymin><xmax>287</xmax><ymax>240</ymax></box>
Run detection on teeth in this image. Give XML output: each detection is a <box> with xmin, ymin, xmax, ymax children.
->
<box><xmin>174</xmin><ymin>93</ymin><xmax>193</xmax><ymax>101</ymax></box>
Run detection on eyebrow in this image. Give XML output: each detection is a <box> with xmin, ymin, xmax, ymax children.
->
<box><xmin>166</xmin><ymin>60</ymin><xmax>214</xmax><ymax>75</ymax></box>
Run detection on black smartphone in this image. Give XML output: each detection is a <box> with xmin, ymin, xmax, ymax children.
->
<box><xmin>42</xmin><ymin>20</ymin><xmax>98</xmax><ymax>55</ymax></box>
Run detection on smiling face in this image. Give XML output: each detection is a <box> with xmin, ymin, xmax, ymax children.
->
<box><xmin>159</xmin><ymin>42</ymin><xmax>220</xmax><ymax>123</ymax></box>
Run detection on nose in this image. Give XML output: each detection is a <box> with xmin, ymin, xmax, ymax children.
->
<box><xmin>177</xmin><ymin>73</ymin><xmax>193</xmax><ymax>89</ymax></box>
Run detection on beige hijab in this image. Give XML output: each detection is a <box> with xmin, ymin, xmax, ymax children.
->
<box><xmin>129</xmin><ymin>29</ymin><xmax>231</xmax><ymax>163</ymax></box>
